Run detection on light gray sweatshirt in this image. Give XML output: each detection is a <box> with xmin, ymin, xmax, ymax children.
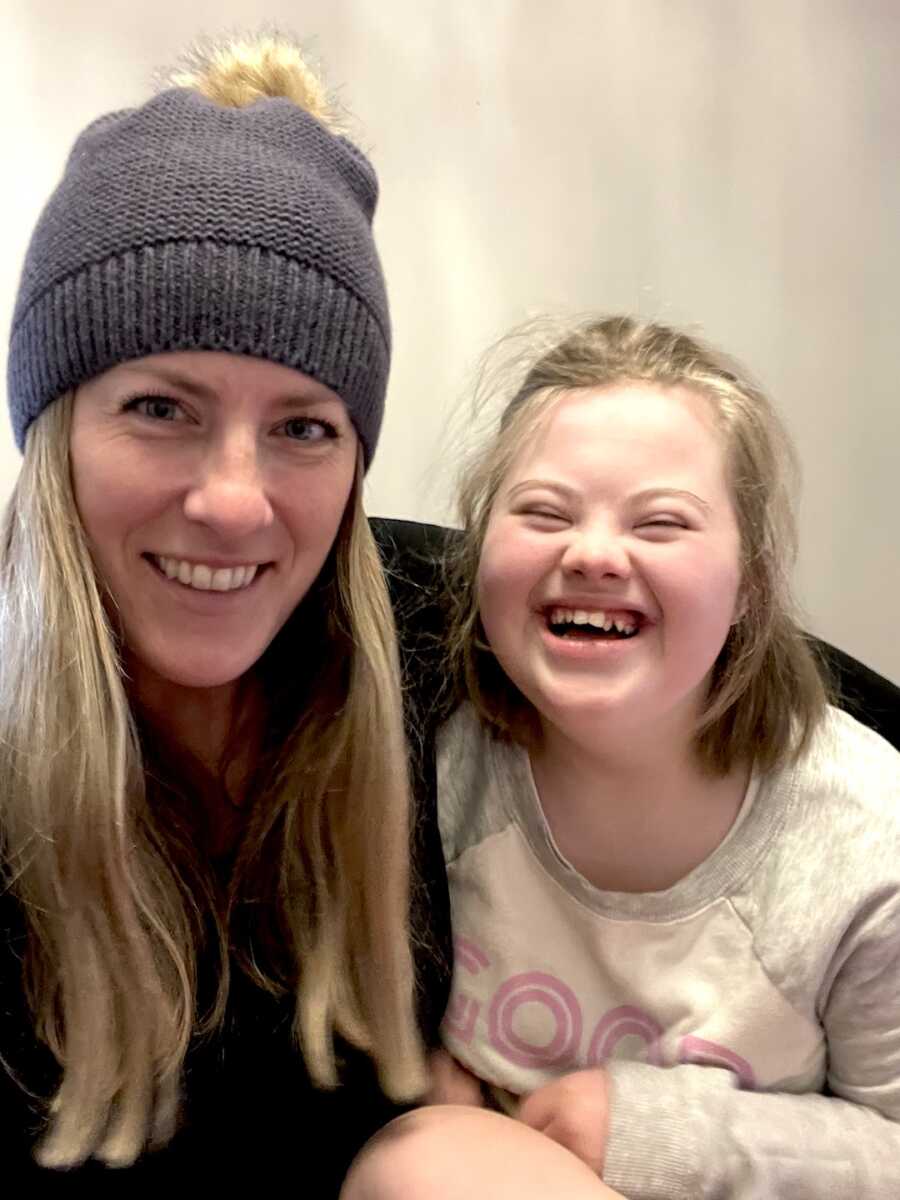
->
<box><xmin>438</xmin><ymin>705</ymin><xmax>900</xmax><ymax>1199</ymax></box>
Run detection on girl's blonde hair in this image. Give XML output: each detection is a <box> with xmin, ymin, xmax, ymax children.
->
<box><xmin>445</xmin><ymin>314</ymin><xmax>827</xmax><ymax>774</ymax></box>
<box><xmin>0</xmin><ymin>36</ymin><xmax>424</xmax><ymax>1170</ymax></box>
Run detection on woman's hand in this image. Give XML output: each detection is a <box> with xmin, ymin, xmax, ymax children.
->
<box><xmin>516</xmin><ymin>1067</ymin><xmax>611</xmax><ymax>1176</ymax></box>
<box><xmin>425</xmin><ymin>1049</ymin><xmax>487</xmax><ymax>1107</ymax></box>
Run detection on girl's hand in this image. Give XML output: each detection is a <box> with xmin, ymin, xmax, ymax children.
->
<box><xmin>516</xmin><ymin>1067</ymin><xmax>611</xmax><ymax>1175</ymax></box>
<box><xmin>426</xmin><ymin>1048</ymin><xmax>487</xmax><ymax>1107</ymax></box>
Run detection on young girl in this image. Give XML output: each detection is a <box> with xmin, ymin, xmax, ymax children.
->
<box><xmin>419</xmin><ymin>316</ymin><xmax>899</xmax><ymax>1199</ymax></box>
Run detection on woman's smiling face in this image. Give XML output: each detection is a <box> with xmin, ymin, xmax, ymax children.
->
<box><xmin>476</xmin><ymin>382</ymin><xmax>744</xmax><ymax>746</ymax></box>
<box><xmin>70</xmin><ymin>350</ymin><xmax>358</xmax><ymax>695</ymax></box>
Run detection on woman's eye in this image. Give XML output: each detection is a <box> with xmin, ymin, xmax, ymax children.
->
<box><xmin>281</xmin><ymin>416</ymin><xmax>338</xmax><ymax>442</ymax></box>
<box><xmin>125</xmin><ymin>396</ymin><xmax>183</xmax><ymax>421</ymax></box>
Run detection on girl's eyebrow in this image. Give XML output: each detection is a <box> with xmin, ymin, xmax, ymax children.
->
<box><xmin>506</xmin><ymin>480</ymin><xmax>712</xmax><ymax>514</ymax></box>
<box><xmin>506</xmin><ymin>478</ymin><xmax>577</xmax><ymax>501</ymax></box>
<box><xmin>632</xmin><ymin>487</ymin><xmax>711</xmax><ymax>513</ymax></box>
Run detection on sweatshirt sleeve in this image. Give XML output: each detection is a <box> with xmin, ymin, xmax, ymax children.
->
<box><xmin>602</xmin><ymin>894</ymin><xmax>900</xmax><ymax>1200</ymax></box>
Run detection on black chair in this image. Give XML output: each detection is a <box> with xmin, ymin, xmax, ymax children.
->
<box><xmin>812</xmin><ymin>639</ymin><xmax>899</xmax><ymax>752</ymax></box>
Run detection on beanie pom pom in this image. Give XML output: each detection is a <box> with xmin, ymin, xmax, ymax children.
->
<box><xmin>166</xmin><ymin>31</ymin><xmax>341</xmax><ymax>131</ymax></box>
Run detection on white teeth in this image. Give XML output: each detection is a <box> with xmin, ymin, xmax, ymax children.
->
<box><xmin>192</xmin><ymin>565</ymin><xmax>213</xmax><ymax>591</ymax></box>
<box><xmin>155</xmin><ymin>556</ymin><xmax>260</xmax><ymax>593</ymax></box>
<box><xmin>547</xmin><ymin>605</ymin><xmax>640</xmax><ymax>633</ymax></box>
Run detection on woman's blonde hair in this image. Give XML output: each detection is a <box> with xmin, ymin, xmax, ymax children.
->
<box><xmin>0</xmin><ymin>35</ymin><xmax>424</xmax><ymax>1170</ymax></box>
<box><xmin>445</xmin><ymin>314</ymin><xmax>828</xmax><ymax>774</ymax></box>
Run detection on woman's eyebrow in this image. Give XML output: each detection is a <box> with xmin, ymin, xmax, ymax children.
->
<box><xmin>116</xmin><ymin>366</ymin><xmax>215</xmax><ymax>399</ymax></box>
<box><xmin>114</xmin><ymin>367</ymin><xmax>341</xmax><ymax>411</ymax></box>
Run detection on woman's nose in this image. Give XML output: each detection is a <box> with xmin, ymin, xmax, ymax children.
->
<box><xmin>560</xmin><ymin>527</ymin><xmax>631</xmax><ymax>580</ymax></box>
<box><xmin>182</xmin><ymin>440</ymin><xmax>275</xmax><ymax>538</ymax></box>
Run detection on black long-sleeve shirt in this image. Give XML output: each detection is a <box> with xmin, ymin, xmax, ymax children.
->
<box><xmin>0</xmin><ymin>517</ymin><xmax>453</xmax><ymax>1189</ymax></box>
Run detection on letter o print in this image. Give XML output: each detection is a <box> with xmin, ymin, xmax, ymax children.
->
<box><xmin>487</xmin><ymin>972</ymin><xmax>582</xmax><ymax>1069</ymax></box>
<box><xmin>587</xmin><ymin>1005</ymin><xmax>665</xmax><ymax>1068</ymax></box>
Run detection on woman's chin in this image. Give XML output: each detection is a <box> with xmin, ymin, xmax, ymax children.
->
<box><xmin>124</xmin><ymin>643</ymin><xmax>266</xmax><ymax>695</ymax></box>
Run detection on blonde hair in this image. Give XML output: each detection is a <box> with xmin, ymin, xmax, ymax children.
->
<box><xmin>0</xmin><ymin>35</ymin><xmax>424</xmax><ymax>1170</ymax></box>
<box><xmin>445</xmin><ymin>314</ymin><xmax>828</xmax><ymax>774</ymax></box>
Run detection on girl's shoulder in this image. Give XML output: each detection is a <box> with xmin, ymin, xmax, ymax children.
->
<box><xmin>769</xmin><ymin>705</ymin><xmax>900</xmax><ymax>878</ymax></box>
<box><xmin>437</xmin><ymin>704</ymin><xmax>529</xmax><ymax>865</ymax></box>
<box><xmin>803</xmin><ymin>704</ymin><xmax>900</xmax><ymax>800</ymax></box>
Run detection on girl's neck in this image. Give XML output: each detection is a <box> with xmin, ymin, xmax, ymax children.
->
<box><xmin>530</xmin><ymin>718</ymin><xmax>751</xmax><ymax>894</ymax></box>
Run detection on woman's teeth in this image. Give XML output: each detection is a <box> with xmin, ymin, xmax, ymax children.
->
<box><xmin>153</xmin><ymin>556</ymin><xmax>259</xmax><ymax>592</ymax></box>
<box><xmin>547</xmin><ymin>607</ymin><xmax>639</xmax><ymax>636</ymax></box>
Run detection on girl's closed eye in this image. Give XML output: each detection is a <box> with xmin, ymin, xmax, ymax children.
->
<box><xmin>515</xmin><ymin>506</ymin><xmax>570</xmax><ymax>527</ymax></box>
<box><xmin>639</xmin><ymin>514</ymin><xmax>688</xmax><ymax>530</ymax></box>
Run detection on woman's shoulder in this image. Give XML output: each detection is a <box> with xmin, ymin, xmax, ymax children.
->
<box><xmin>370</xmin><ymin>516</ymin><xmax>457</xmax><ymax>562</ymax></box>
<box><xmin>369</xmin><ymin>517</ymin><xmax>456</xmax><ymax>714</ymax></box>
<box><xmin>369</xmin><ymin>516</ymin><xmax>456</xmax><ymax>615</ymax></box>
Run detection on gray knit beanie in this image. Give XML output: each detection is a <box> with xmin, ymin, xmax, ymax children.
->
<box><xmin>7</xmin><ymin>86</ymin><xmax>389</xmax><ymax>465</ymax></box>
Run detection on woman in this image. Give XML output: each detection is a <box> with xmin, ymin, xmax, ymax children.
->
<box><xmin>0</xmin><ymin>34</ymin><xmax>449</xmax><ymax>1183</ymax></box>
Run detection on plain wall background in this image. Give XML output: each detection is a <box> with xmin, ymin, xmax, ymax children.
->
<box><xmin>1</xmin><ymin>0</ymin><xmax>897</xmax><ymax>682</ymax></box>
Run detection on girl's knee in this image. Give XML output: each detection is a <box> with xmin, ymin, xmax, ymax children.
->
<box><xmin>340</xmin><ymin>1105</ymin><xmax>621</xmax><ymax>1200</ymax></box>
<box><xmin>341</xmin><ymin>1107</ymin><xmax>480</xmax><ymax>1198</ymax></box>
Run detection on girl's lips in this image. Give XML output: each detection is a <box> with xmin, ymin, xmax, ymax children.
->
<box><xmin>536</xmin><ymin>615</ymin><xmax>648</xmax><ymax>660</ymax></box>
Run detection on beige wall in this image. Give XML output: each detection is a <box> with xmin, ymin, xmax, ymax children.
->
<box><xmin>2</xmin><ymin>0</ymin><xmax>897</xmax><ymax>682</ymax></box>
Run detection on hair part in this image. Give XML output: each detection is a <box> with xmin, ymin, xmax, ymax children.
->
<box><xmin>444</xmin><ymin>314</ymin><xmax>828</xmax><ymax>775</ymax></box>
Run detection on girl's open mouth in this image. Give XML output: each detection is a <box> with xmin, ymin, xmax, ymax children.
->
<box><xmin>544</xmin><ymin>606</ymin><xmax>644</xmax><ymax>641</ymax></box>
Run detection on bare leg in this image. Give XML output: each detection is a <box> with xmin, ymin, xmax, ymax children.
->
<box><xmin>341</xmin><ymin>1105</ymin><xmax>626</xmax><ymax>1200</ymax></box>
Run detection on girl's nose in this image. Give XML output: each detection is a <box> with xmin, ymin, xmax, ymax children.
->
<box><xmin>182</xmin><ymin>441</ymin><xmax>275</xmax><ymax>539</ymax></box>
<box><xmin>560</xmin><ymin>528</ymin><xmax>631</xmax><ymax>580</ymax></box>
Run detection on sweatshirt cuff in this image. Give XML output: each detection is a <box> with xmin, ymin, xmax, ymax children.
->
<box><xmin>602</xmin><ymin>1061</ymin><xmax>733</xmax><ymax>1199</ymax></box>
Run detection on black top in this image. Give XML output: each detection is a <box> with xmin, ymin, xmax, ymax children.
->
<box><xmin>0</xmin><ymin>518</ymin><xmax>452</xmax><ymax>1188</ymax></box>
<box><xmin>0</xmin><ymin>517</ymin><xmax>896</xmax><ymax>1186</ymax></box>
